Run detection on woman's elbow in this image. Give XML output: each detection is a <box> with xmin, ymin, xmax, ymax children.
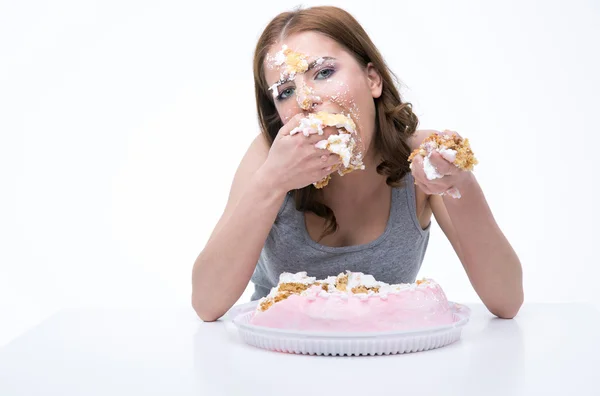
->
<box><xmin>192</xmin><ymin>295</ymin><xmax>222</xmax><ymax>322</ymax></box>
<box><xmin>488</xmin><ymin>296</ymin><xmax>524</xmax><ymax>319</ymax></box>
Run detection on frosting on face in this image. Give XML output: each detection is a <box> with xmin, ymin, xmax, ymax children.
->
<box><xmin>266</xmin><ymin>45</ymin><xmax>310</xmax><ymax>98</ymax></box>
<box><xmin>265</xmin><ymin>44</ymin><xmax>368</xmax><ymax>187</ymax></box>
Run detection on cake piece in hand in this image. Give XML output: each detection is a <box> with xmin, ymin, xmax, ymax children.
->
<box><xmin>408</xmin><ymin>131</ymin><xmax>478</xmax><ymax>198</ymax></box>
<box><xmin>290</xmin><ymin>111</ymin><xmax>365</xmax><ymax>188</ymax></box>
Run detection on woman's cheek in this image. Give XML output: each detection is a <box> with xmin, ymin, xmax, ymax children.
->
<box><xmin>319</xmin><ymin>78</ymin><xmax>350</xmax><ymax>102</ymax></box>
<box><xmin>281</xmin><ymin>109</ymin><xmax>297</xmax><ymax>124</ymax></box>
<box><xmin>314</xmin><ymin>79</ymin><xmax>352</xmax><ymax>113</ymax></box>
<box><xmin>329</xmin><ymin>80</ymin><xmax>361</xmax><ymax>124</ymax></box>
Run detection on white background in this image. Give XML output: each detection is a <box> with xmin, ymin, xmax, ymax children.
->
<box><xmin>1</xmin><ymin>0</ymin><xmax>598</xmax><ymax>347</ymax></box>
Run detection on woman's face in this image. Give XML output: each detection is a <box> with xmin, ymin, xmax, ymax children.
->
<box><xmin>264</xmin><ymin>31</ymin><xmax>382</xmax><ymax>156</ymax></box>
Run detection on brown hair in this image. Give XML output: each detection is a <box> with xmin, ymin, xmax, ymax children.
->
<box><xmin>253</xmin><ymin>6</ymin><xmax>419</xmax><ymax>241</ymax></box>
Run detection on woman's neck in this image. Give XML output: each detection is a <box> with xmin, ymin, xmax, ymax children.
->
<box><xmin>321</xmin><ymin>151</ymin><xmax>388</xmax><ymax>209</ymax></box>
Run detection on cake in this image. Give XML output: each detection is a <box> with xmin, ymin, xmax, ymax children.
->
<box><xmin>408</xmin><ymin>131</ymin><xmax>478</xmax><ymax>198</ymax></box>
<box><xmin>290</xmin><ymin>111</ymin><xmax>365</xmax><ymax>188</ymax></box>
<box><xmin>250</xmin><ymin>271</ymin><xmax>455</xmax><ymax>332</ymax></box>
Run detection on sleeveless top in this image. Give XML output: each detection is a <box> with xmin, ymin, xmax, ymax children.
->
<box><xmin>250</xmin><ymin>172</ymin><xmax>431</xmax><ymax>300</ymax></box>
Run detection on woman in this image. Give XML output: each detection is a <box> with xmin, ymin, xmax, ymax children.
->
<box><xmin>192</xmin><ymin>6</ymin><xmax>523</xmax><ymax>321</ymax></box>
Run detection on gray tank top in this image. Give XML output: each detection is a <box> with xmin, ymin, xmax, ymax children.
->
<box><xmin>250</xmin><ymin>172</ymin><xmax>431</xmax><ymax>300</ymax></box>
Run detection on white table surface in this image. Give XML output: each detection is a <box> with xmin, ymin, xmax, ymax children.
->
<box><xmin>0</xmin><ymin>303</ymin><xmax>598</xmax><ymax>396</ymax></box>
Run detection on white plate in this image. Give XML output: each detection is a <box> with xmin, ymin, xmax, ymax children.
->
<box><xmin>228</xmin><ymin>301</ymin><xmax>471</xmax><ymax>356</ymax></box>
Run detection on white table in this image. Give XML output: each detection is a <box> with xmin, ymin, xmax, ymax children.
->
<box><xmin>0</xmin><ymin>304</ymin><xmax>598</xmax><ymax>396</ymax></box>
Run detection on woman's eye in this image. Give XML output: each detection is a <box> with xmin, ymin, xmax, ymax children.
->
<box><xmin>277</xmin><ymin>87</ymin><xmax>295</xmax><ymax>101</ymax></box>
<box><xmin>316</xmin><ymin>68</ymin><xmax>335</xmax><ymax>79</ymax></box>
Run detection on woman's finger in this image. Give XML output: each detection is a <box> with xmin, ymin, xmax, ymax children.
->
<box><xmin>277</xmin><ymin>113</ymin><xmax>310</xmax><ymax>140</ymax></box>
<box><xmin>437</xmin><ymin>129</ymin><xmax>462</xmax><ymax>139</ymax></box>
<box><xmin>410</xmin><ymin>155</ymin><xmax>430</xmax><ymax>185</ymax></box>
<box><xmin>428</xmin><ymin>151</ymin><xmax>458</xmax><ymax>176</ymax></box>
<box><xmin>324</xmin><ymin>153</ymin><xmax>342</xmax><ymax>168</ymax></box>
<box><xmin>416</xmin><ymin>176</ymin><xmax>453</xmax><ymax>196</ymax></box>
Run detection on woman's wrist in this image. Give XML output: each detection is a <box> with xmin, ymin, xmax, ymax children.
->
<box><xmin>254</xmin><ymin>165</ymin><xmax>289</xmax><ymax>199</ymax></box>
<box><xmin>443</xmin><ymin>172</ymin><xmax>480</xmax><ymax>206</ymax></box>
<box><xmin>455</xmin><ymin>171</ymin><xmax>477</xmax><ymax>191</ymax></box>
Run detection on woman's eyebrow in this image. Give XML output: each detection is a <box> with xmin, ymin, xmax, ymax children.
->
<box><xmin>307</xmin><ymin>56</ymin><xmax>337</xmax><ymax>71</ymax></box>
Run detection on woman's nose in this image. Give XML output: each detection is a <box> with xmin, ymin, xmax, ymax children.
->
<box><xmin>309</xmin><ymin>93</ymin><xmax>322</xmax><ymax>111</ymax></box>
<box><xmin>296</xmin><ymin>84</ymin><xmax>322</xmax><ymax>111</ymax></box>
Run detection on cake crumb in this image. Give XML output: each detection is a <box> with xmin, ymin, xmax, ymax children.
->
<box><xmin>337</xmin><ymin>164</ymin><xmax>363</xmax><ymax>176</ymax></box>
<box><xmin>314</xmin><ymin>175</ymin><xmax>331</xmax><ymax>189</ymax></box>
<box><xmin>278</xmin><ymin>282</ymin><xmax>311</xmax><ymax>294</ymax></box>
<box><xmin>299</xmin><ymin>96</ymin><xmax>312</xmax><ymax>111</ymax></box>
<box><xmin>351</xmin><ymin>285</ymin><xmax>368</xmax><ymax>294</ymax></box>
<box><xmin>274</xmin><ymin>291</ymin><xmax>292</xmax><ymax>303</ymax></box>
<box><xmin>259</xmin><ymin>299</ymin><xmax>274</xmax><ymax>311</ymax></box>
<box><xmin>335</xmin><ymin>273</ymin><xmax>349</xmax><ymax>291</ymax></box>
<box><xmin>352</xmin><ymin>285</ymin><xmax>380</xmax><ymax>294</ymax></box>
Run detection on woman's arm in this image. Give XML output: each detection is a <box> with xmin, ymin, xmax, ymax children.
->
<box><xmin>193</xmin><ymin>112</ymin><xmax>343</xmax><ymax>322</ymax></box>
<box><xmin>409</xmin><ymin>129</ymin><xmax>523</xmax><ymax>318</ymax></box>
<box><xmin>430</xmin><ymin>177</ymin><xmax>524</xmax><ymax>318</ymax></box>
<box><xmin>192</xmin><ymin>135</ymin><xmax>286</xmax><ymax>322</ymax></box>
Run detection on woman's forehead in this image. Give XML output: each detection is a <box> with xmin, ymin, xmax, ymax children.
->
<box><xmin>270</xmin><ymin>32</ymin><xmax>341</xmax><ymax>58</ymax></box>
<box><xmin>264</xmin><ymin>32</ymin><xmax>343</xmax><ymax>84</ymax></box>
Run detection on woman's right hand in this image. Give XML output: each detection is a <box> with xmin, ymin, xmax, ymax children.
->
<box><xmin>259</xmin><ymin>113</ymin><xmax>342</xmax><ymax>192</ymax></box>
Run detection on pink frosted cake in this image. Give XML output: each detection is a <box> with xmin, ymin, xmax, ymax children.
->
<box><xmin>250</xmin><ymin>271</ymin><xmax>455</xmax><ymax>332</ymax></box>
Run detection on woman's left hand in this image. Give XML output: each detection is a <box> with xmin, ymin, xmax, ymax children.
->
<box><xmin>409</xmin><ymin>131</ymin><xmax>472</xmax><ymax>196</ymax></box>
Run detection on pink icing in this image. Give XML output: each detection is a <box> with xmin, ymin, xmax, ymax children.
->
<box><xmin>250</xmin><ymin>283</ymin><xmax>455</xmax><ymax>332</ymax></box>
